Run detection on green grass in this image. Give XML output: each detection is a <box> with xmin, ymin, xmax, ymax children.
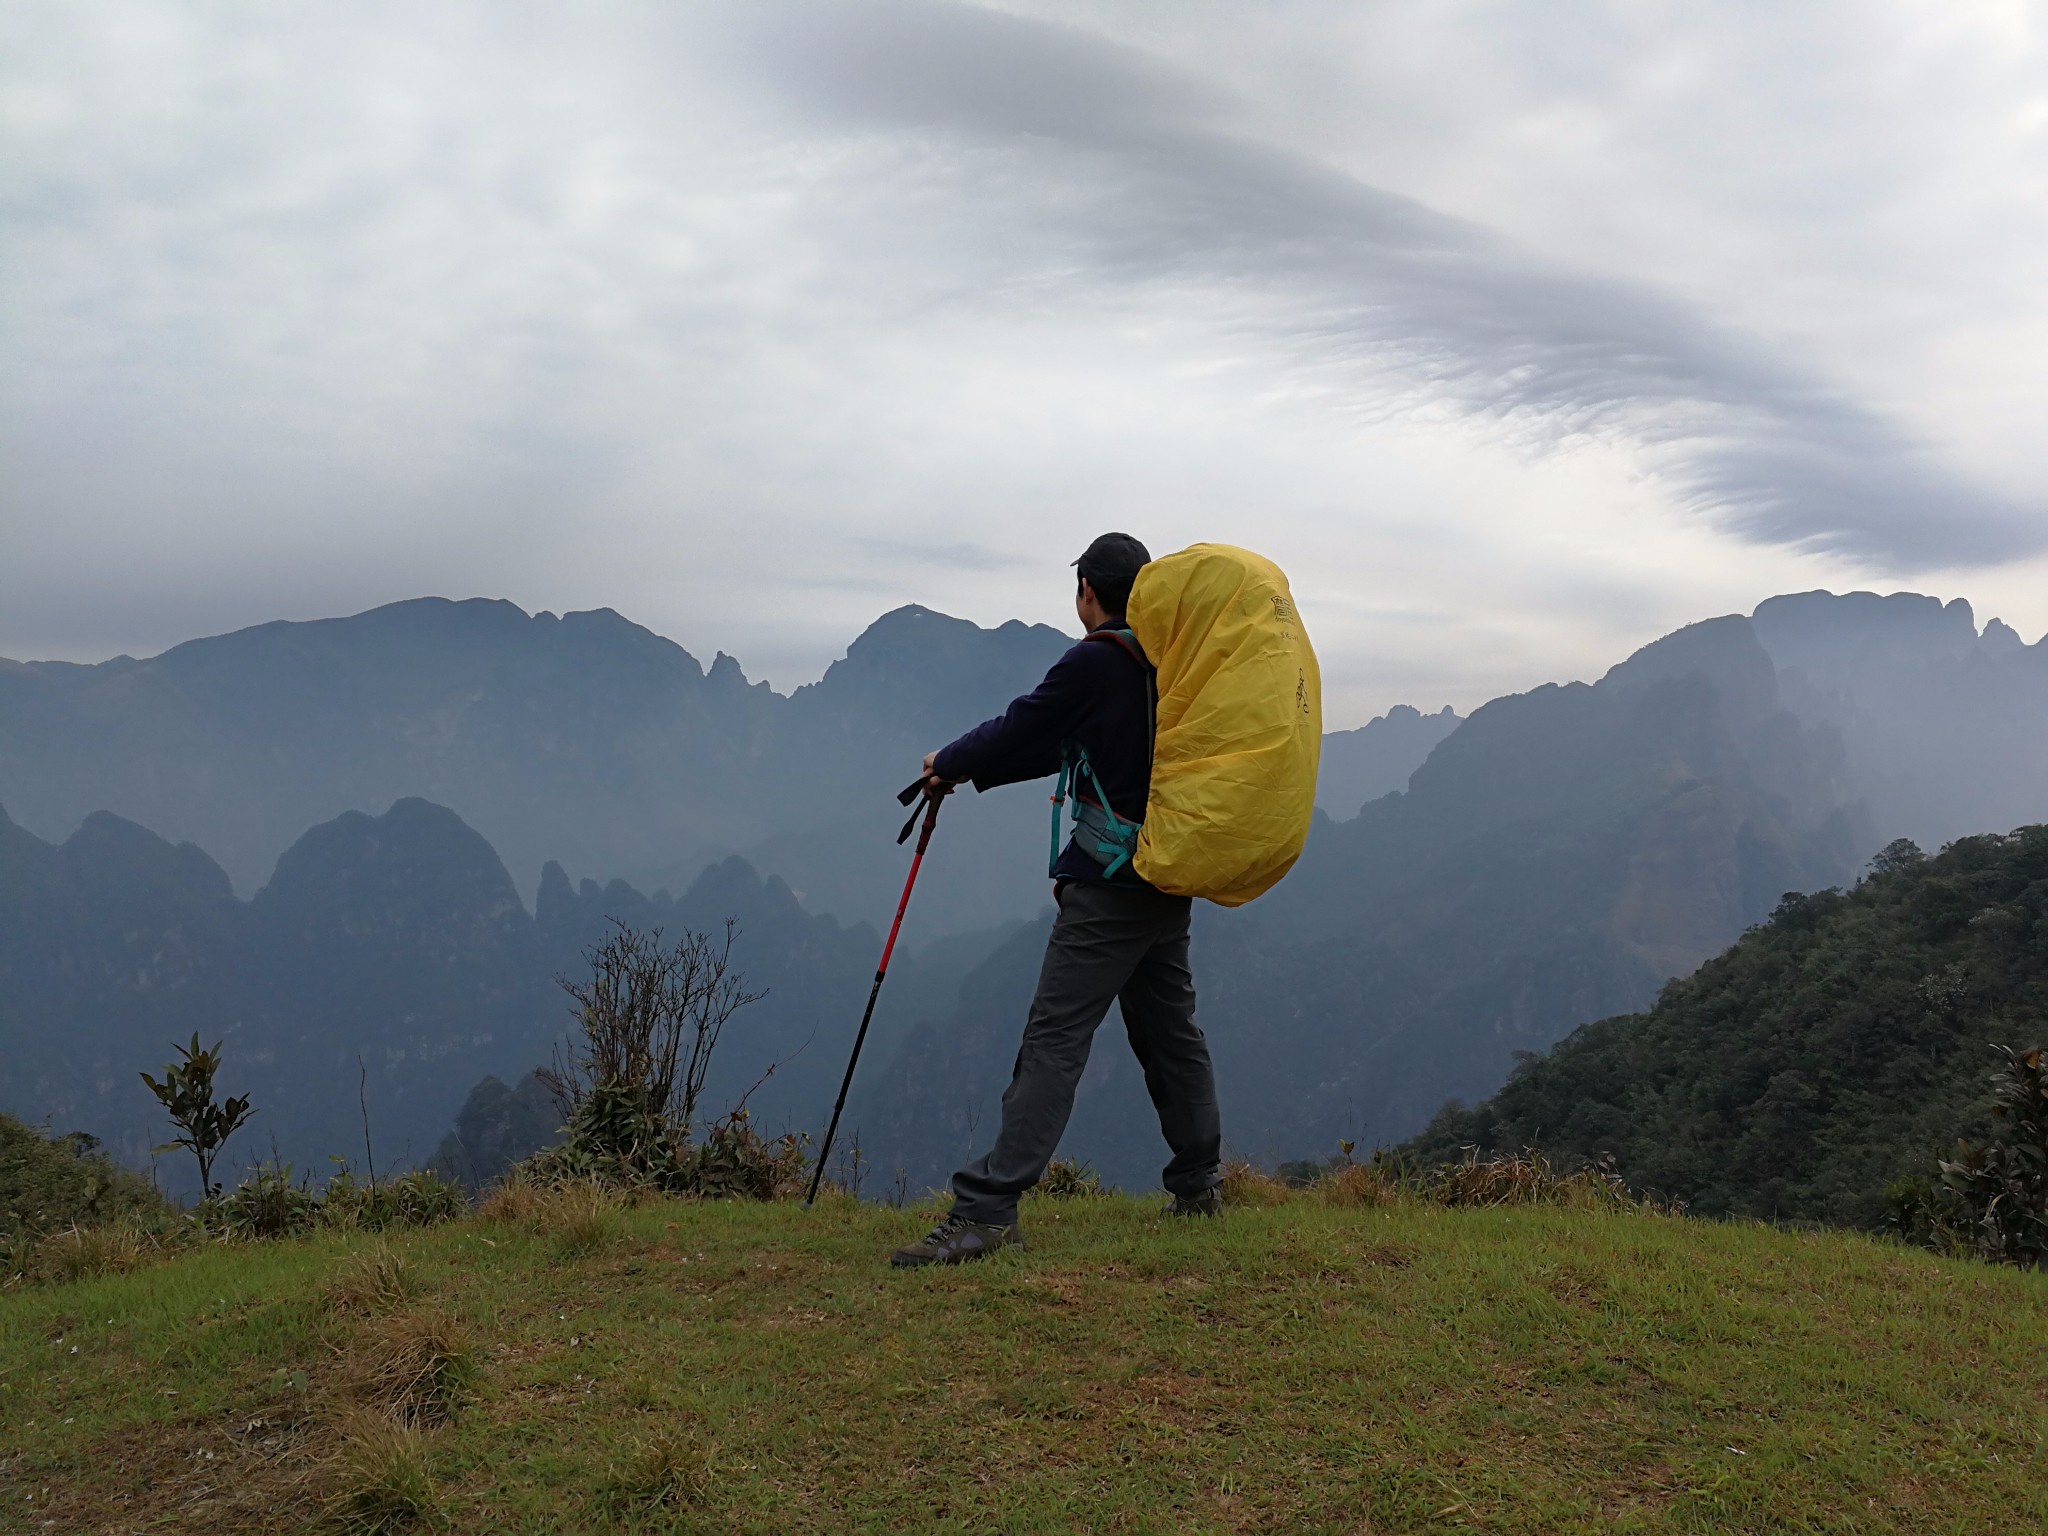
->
<box><xmin>5</xmin><ymin>1194</ymin><xmax>2047</xmax><ymax>1533</ymax></box>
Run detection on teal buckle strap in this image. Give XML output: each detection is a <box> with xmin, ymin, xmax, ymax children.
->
<box><xmin>1049</xmin><ymin>752</ymin><xmax>1075</xmax><ymax>877</ymax></box>
<box><xmin>1051</xmin><ymin>743</ymin><xmax>1142</xmax><ymax>878</ymax></box>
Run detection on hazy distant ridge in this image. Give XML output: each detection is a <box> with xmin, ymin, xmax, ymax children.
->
<box><xmin>5</xmin><ymin>589</ymin><xmax>2047</xmax><ymax>1190</ymax></box>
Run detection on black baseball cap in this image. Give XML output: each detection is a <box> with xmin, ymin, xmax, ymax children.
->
<box><xmin>1072</xmin><ymin>532</ymin><xmax>1151</xmax><ymax>587</ymax></box>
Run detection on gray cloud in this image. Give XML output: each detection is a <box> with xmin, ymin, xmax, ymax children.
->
<box><xmin>852</xmin><ymin>537</ymin><xmax>1019</xmax><ymax>572</ymax></box>
<box><xmin>2</xmin><ymin>0</ymin><xmax>2043</xmax><ymax>709</ymax></box>
<box><xmin>703</xmin><ymin>0</ymin><xmax>2037</xmax><ymax>569</ymax></box>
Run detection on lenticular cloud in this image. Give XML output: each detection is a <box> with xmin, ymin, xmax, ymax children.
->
<box><xmin>716</xmin><ymin>0</ymin><xmax>2037</xmax><ymax>571</ymax></box>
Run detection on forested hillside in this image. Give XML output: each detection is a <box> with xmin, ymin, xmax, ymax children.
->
<box><xmin>1412</xmin><ymin>826</ymin><xmax>2048</xmax><ymax>1228</ymax></box>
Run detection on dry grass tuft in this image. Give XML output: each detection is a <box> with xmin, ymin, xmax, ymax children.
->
<box><xmin>595</xmin><ymin>1425</ymin><xmax>714</xmax><ymax>1518</ymax></box>
<box><xmin>344</xmin><ymin>1309</ymin><xmax>475</xmax><ymax>1428</ymax></box>
<box><xmin>1220</xmin><ymin>1160</ymin><xmax>1292</xmax><ymax>1208</ymax></box>
<box><xmin>25</xmin><ymin>1222</ymin><xmax>158</xmax><ymax>1285</ymax></box>
<box><xmin>324</xmin><ymin>1245</ymin><xmax>419</xmax><ymax>1318</ymax></box>
<box><xmin>478</xmin><ymin>1175</ymin><xmax>622</xmax><ymax>1258</ymax></box>
<box><xmin>325</xmin><ymin>1408</ymin><xmax>445</xmax><ymax>1533</ymax></box>
<box><xmin>475</xmin><ymin>1171</ymin><xmax>548</xmax><ymax>1227</ymax></box>
<box><xmin>1315</xmin><ymin>1161</ymin><xmax>1401</xmax><ymax>1209</ymax></box>
<box><xmin>548</xmin><ymin>1182</ymin><xmax>623</xmax><ymax>1259</ymax></box>
<box><xmin>1425</xmin><ymin>1149</ymin><xmax>1643</xmax><ymax>1211</ymax></box>
<box><xmin>1031</xmin><ymin>1157</ymin><xmax>1107</xmax><ymax>1199</ymax></box>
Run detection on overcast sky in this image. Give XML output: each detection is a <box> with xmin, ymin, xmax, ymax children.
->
<box><xmin>4</xmin><ymin>0</ymin><xmax>2044</xmax><ymax>724</ymax></box>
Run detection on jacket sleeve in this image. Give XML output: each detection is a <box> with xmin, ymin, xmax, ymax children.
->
<box><xmin>933</xmin><ymin>643</ymin><xmax>1095</xmax><ymax>791</ymax></box>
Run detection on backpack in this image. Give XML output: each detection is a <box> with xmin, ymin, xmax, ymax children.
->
<box><xmin>1124</xmin><ymin>543</ymin><xmax>1321</xmax><ymax>905</ymax></box>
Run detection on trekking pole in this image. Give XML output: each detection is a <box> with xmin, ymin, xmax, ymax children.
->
<box><xmin>804</xmin><ymin>776</ymin><xmax>947</xmax><ymax>1208</ymax></box>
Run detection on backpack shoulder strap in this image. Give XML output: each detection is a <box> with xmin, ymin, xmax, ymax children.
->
<box><xmin>1078</xmin><ymin>626</ymin><xmax>1157</xmax><ymax>803</ymax></box>
<box><xmin>1083</xmin><ymin>627</ymin><xmax>1150</xmax><ymax>668</ymax></box>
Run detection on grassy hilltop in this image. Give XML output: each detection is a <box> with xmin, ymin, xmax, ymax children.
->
<box><xmin>6</xmin><ymin>1190</ymin><xmax>2047</xmax><ymax>1534</ymax></box>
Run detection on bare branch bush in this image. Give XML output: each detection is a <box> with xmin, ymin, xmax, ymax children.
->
<box><xmin>540</xmin><ymin>919</ymin><xmax>764</xmax><ymax>1139</ymax></box>
<box><xmin>529</xmin><ymin>919</ymin><xmax>804</xmax><ymax>1197</ymax></box>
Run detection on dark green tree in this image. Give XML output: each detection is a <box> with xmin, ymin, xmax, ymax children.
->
<box><xmin>1926</xmin><ymin>1045</ymin><xmax>2048</xmax><ymax>1267</ymax></box>
<box><xmin>140</xmin><ymin>1034</ymin><xmax>254</xmax><ymax>1199</ymax></box>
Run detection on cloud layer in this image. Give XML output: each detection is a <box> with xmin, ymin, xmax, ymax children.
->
<box><xmin>2</xmin><ymin>0</ymin><xmax>2042</xmax><ymax>714</ymax></box>
<box><xmin>716</xmin><ymin>0</ymin><xmax>2032</xmax><ymax>567</ymax></box>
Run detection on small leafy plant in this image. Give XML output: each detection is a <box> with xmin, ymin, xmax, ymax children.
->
<box><xmin>321</xmin><ymin>1167</ymin><xmax>467</xmax><ymax>1233</ymax></box>
<box><xmin>218</xmin><ymin>1158</ymin><xmax>319</xmax><ymax>1239</ymax></box>
<box><xmin>140</xmin><ymin>1033</ymin><xmax>254</xmax><ymax>1198</ymax></box>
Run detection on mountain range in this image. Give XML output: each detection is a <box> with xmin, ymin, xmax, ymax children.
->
<box><xmin>0</xmin><ymin>599</ymin><xmax>1452</xmax><ymax>939</ymax></box>
<box><xmin>4</xmin><ymin>588</ymin><xmax>2045</xmax><ymax>1198</ymax></box>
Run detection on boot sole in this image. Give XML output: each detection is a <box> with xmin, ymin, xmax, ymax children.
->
<box><xmin>888</xmin><ymin>1239</ymin><xmax>1024</xmax><ymax>1268</ymax></box>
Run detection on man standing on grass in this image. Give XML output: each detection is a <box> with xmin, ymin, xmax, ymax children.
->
<box><xmin>889</xmin><ymin>533</ymin><xmax>1223</xmax><ymax>1268</ymax></box>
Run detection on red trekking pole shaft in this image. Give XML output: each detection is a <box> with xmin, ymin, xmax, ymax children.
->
<box><xmin>805</xmin><ymin>782</ymin><xmax>946</xmax><ymax>1207</ymax></box>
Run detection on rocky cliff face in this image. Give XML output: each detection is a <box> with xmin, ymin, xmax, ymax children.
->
<box><xmin>0</xmin><ymin>806</ymin><xmax>244</xmax><ymax>1159</ymax></box>
<box><xmin>1752</xmin><ymin>590</ymin><xmax>2048</xmax><ymax>855</ymax></box>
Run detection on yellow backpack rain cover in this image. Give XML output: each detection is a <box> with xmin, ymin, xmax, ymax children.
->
<box><xmin>1125</xmin><ymin>543</ymin><xmax>1321</xmax><ymax>905</ymax></box>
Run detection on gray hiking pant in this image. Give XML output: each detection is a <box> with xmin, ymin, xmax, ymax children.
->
<box><xmin>950</xmin><ymin>879</ymin><xmax>1222</xmax><ymax>1227</ymax></box>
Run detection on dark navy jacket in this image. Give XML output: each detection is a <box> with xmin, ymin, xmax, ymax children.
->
<box><xmin>933</xmin><ymin>622</ymin><xmax>1154</xmax><ymax>887</ymax></box>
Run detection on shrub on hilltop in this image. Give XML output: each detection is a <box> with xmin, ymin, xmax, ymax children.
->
<box><xmin>519</xmin><ymin>919</ymin><xmax>806</xmax><ymax>1199</ymax></box>
<box><xmin>1</xmin><ymin>1113</ymin><xmax>168</xmax><ymax>1278</ymax></box>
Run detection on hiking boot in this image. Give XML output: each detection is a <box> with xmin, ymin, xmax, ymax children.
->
<box><xmin>889</xmin><ymin>1213</ymin><xmax>1022</xmax><ymax>1268</ymax></box>
<box><xmin>1165</xmin><ymin>1187</ymin><xmax>1223</xmax><ymax>1218</ymax></box>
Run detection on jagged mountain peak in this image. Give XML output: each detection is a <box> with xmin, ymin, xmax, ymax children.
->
<box><xmin>1981</xmin><ymin>617</ymin><xmax>2026</xmax><ymax>654</ymax></box>
<box><xmin>707</xmin><ymin>651</ymin><xmax>772</xmax><ymax>693</ymax></box>
<box><xmin>1315</xmin><ymin>702</ymin><xmax>1465</xmax><ymax>819</ymax></box>
<box><xmin>0</xmin><ymin>805</ymin><xmax>236</xmax><ymax>908</ymax></box>
<box><xmin>785</xmin><ymin>604</ymin><xmax>1074</xmax><ymax>755</ymax></box>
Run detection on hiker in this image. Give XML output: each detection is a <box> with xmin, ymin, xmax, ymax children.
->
<box><xmin>890</xmin><ymin>532</ymin><xmax>1224</xmax><ymax>1267</ymax></box>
